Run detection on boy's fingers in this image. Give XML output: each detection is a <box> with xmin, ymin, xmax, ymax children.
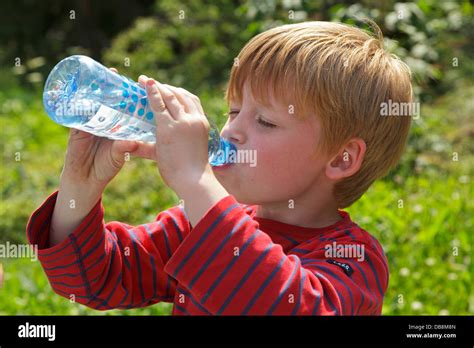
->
<box><xmin>140</xmin><ymin>78</ymin><xmax>202</xmax><ymax>120</ymax></box>
<box><xmin>129</xmin><ymin>141</ymin><xmax>157</xmax><ymax>161</ymax></box>
<box><xmin>138</xmin><ymin>78</ymin><xmax>201</xmax><ymax>115</ymax></box>
<box><xmin>162</xmin><ymin>84</ymin><xmax>201</xmax><ymax>115</ymax></box>
<box><xmin>145</xmin><ymin>79</ymin><xmax>174</xmax><ymax>122</ymax></box>
<box><xmin>155</xmin><ymin>82</ymin><xmax>187</xmax><ymax>120</ymax></box>
<box><xmin>138</xmin><ymin>74</ymin><xmax>149</xmax><ymax>88</ymax></box>
<box><xmin>112</xmin><ymin>140</ymin><xmax>138</xmax><ymax>158</ymax></box>
<box><xmin>111</xmin><ymin>140</ymin><xmax>139</xmax><ymax>166</ymax></box>
<box><xmin>109</xmin><ymin>67</ymin><xmax>118</xmax><ymax>73</ymax></box>
<box><xmin>112</xmin><ymin>138</ymin><xmax>156</xmax><ymax>161</ymax></box>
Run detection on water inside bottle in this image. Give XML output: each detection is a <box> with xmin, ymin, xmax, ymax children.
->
<box><xmin>43</xmin><ymin>55</ymin><xmax>236</xmax><ymax>165</ymax></box>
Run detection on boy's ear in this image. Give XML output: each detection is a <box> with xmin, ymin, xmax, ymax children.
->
<box><xmin>325</xmin><ymin>138</ymin><xmax>366</xmax><ymax>181</ymax></box>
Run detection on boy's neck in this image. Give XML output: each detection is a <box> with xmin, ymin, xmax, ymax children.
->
<box><xmin>255</xmin><ymin>198</ymin><xmax>342</xmax><ymax>230</ymax></box>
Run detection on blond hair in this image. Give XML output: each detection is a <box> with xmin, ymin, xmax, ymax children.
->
<box><xmin>226</xmin><ymin>21</ymin><xmax>413</xmax><ymax>208</ymax></box>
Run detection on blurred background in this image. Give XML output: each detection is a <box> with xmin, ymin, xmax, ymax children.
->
<box><xmin>0</xmin><ymin>0</ymin><xmax>472</xmax><ymax>315</ymax></box>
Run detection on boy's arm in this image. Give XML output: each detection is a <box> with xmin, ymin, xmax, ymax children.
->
<box><xmin>49</xmin><ymin>180</ymin><xmax>104</xmax><ymax>246</ymax></box>
<box><xmin>26</xmin><ymin>189</ymin><xmax>190</xmax><ymax>310</ymax></box>
<box><xmin>164</xmin><ymin>184</ymin><xmax>388</xmax><ymax>315</ymax></box>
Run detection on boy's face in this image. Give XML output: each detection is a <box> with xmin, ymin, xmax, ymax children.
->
<box><xmin>213</xmin><ymin>82</ymin><xmax>331</xmax><ymax>205</ymax></box>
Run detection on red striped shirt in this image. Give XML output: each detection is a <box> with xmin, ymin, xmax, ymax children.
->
<box><xmin>26</xmin><ymin>190</ymin><xmax>389</xmax><ymax>315</ymax></box>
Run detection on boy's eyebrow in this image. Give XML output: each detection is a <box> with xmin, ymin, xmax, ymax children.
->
<box><xmin>259</xmin><ymin>103</ymin><xmax>294</xmax><ymax>121</ymax></box>
<box><xmin>229</xmin><ymin>102</ymin><xmax>293</xmax><ymax>123</ymax></box>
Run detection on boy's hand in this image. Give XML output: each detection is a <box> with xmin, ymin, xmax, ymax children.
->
<box><xmin>60</xmin><ymin>67</ymin><xmax>153</xmax><ymax>190</ymax></box>
<box><xmin>138</xmin><ymin>76</ymin><xmax>212</xmax><ymax>195</ymax></box>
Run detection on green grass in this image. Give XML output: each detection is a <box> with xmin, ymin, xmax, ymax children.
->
<box><xmin>348</xmin><ymin>174</ymin><xmax>471</xmax><ymax>315</ymax></box>
<box><xmin>0</xmin><ymin>81</ymin><xmax>472</xmax><ymax>315</ymax></box>
<box><xmin>0</xmin><ymin>257</ymin><xmax>173</xmax><ymax>315</ymax></box>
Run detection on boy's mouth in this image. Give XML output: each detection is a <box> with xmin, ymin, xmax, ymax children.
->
<box><xmin>213</xmin><ymin>163</ymin><xmax>234</xmax><ymax>171</ymax></box>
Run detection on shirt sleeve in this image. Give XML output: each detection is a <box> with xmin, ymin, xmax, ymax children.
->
<box><xmin>26</xmin><ymin>190</ymin><xmax>190</xmax><ymax>310</ymax></box>
<box><xmin>163</xmin><ymin>195</ymin><xmax>388</xmax><ymax>315</ymax></box>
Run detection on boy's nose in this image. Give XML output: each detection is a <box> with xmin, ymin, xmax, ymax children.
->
<box><xmin>221</xmin><ymin>123</ymin><xmax>246</xmax><ymax>145</ymax></box>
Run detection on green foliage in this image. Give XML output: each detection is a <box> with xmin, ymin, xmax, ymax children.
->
<box><xmin>103</xmin><ymin>0</ymin><xmax>255</xmax><ymax>94</ymax></box>
<box><xmin>330</xmin><ymin>0</ymin><xmax>474</xmax><ymax>101</ymax></box>
<box><xmin>384</xmin><ymin>82</ymin><xmax>474</xmax><ymax>183</ymax></box>
<box><xmin>102</xmin><ymin>0</ymin><xmax>473</xmax><ymax>102</ymax></box>
<box><xmin>347</xmin><ymin>172</ymin><xmax>471</xmax><ymax>315</ymax></box>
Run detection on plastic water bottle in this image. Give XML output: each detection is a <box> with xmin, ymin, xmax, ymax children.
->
<box><xmin>43</xmin><ymin>55</ymin><xmax>236</xmax><ymax>166</ymax></box>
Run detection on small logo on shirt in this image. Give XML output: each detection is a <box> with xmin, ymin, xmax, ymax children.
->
<box><xmin>326</xmin><ymin>259</ymin><xmax>354</xmax><ymax>277</ymax></box>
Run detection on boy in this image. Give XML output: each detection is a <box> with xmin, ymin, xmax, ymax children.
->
<box><xmin>26</xmin><ymin>21</ymin><xmax>412</xmax><ymax>315</ymax></box>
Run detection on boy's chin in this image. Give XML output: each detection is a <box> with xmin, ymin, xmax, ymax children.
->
<box><xmin>227</xmin><ymin>190</ymin><xmax>262</xmax><ymax>206</ymax></box>
<box><xmin>213</xmin><ymin>170</ymin><xmax>262</xmax><ymax>205</ymax></box>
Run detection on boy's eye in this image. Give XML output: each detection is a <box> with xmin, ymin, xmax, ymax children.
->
<box><xmin>226</xmin><ymin>110</ymin><xmax>276</xmax><ymax>129</ymax></box>
<box><xmin>256</xmin><ymin>115</ymin><xmax>276</xmax><ymax>128</ymax></box>
<box><xmin>227</xmin><ymin>110</ymin><xmax>239</xmax><ymax>118</ymax></box>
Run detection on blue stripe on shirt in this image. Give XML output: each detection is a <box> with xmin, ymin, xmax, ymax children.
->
<box><xmin>344</xmin><ymin>259</ymin><xmax>377</xmax><ymax>313</ymax></box>
<box><xmin>266</xmin><ymin>255</ymin><xmax>301</xmax><ymax>315</ymax></box>
<box><xmin>69</xmin><ymin>234</ymin><xmax>93</xmax><ymax>305</ymax></box>
<box><xmin>314</xmin><ymin>272</ymin><xmax>340</xmax><ymax>315</ymax></box>
<box><xmin>241</xmin><ymin>255</ymin><xmax>286</xmax><ymax>315</ymax></box>
<box><xmin>216</xmin><ymin>243</ymin><xmax>274</xmax><ymax>314</ymax></box>
<box><xmin>84</xmin><ymin>249</ymin><xmax>106</xmax><ymax>273</ymax></box>
<box><xmin>96</xmin><ymin>273</ymin><xmax>124</xmax><ymax>309</ymax></box>
<box><xmin>344</xmin><ymin>229</ymin><xmax>356</xmax><ymax>241</ymax></box>
<box><xmin>365</xmin><ymin>254</ymin><xmax>384</xmax><ymax>298</ymax></box>
<box><xmin>188</xmin><ymin>215</ymin><xmax>251</xmax><ymax>290</ymax></box>
<box><xmin>128</xmin><ymin>229</ymin><xmax>145</xmax><ymax>303</ymax></box>
<box><xmin>280</xmin><ymin>234</ymin><xmax>299</xmax><ymax>246</ymax></box>
<box><xmin>78</xmin><ymin>232</ymin><xmax>106</xmax><ymax>264</ymax></box>
<box><xmin>291</xmin><ymin>265</ymin><xmax>307</xmax><ymax>315</ymax></box>
<box><xmin>115</xmin><ymin>286</ymin><xmax>130</xmax><ymax>309</ymax></box>
<box><xmin>110</xmin><ymin>231</ymin><xmax>130</xmax><ymax>269</ymax></box>
<box><xmin>51</xmin><ymin>276</ymin><xmax>100</xmax><ymax>289</ymax></box>
<box><xmin>291</xmin><ymin>248</ymin><xmax>311</xmax><ymax>254</ymax></box>
<box><xmin>201</xmin><ymin>229</ymin><xmax>261</xmax><ymax>305</ymax></box>
<box><xmin>174</xmin><ymin>304</ymin><xmax>190</xmax><ymax>315</ymax></box>
<box><xmin>163</xmin><ymin>211</ymin><xmax>184</xmax><ymax>242</ymax></box>
<box><xmin>145</xmin><ymin>222</ymin><xmax>173</xmax><ymax>297</ymax></box>
<box><xmin>156</xmin><ymin>221</ymin><xmax>172</xmax><ymax>258</ymax></box>
<box><xmin>178</xmin><ymin>287</ymin><xmax>211</xmax><ymax>315</ymax></box>
<box><xmin>89</xmin><ymin>235</ymin><xmax>118</xmax><ymax>306</ymax></box>
<box><xmin>150</xmin><ymin>254</ymin><xmax>157</xmax><ymax>299</ymax></box>
<box><xmin>171</xmin><ymin>203</ymin><xmax>239</xmax><ymax>278</ymax></box>
<box><xmin>305</xmin><ymin>269</ymin><xmax>322</xmax><ymax>315</ymax></box>
<box><xmin>46</xmin><ymin>248</ymin><xmax>106</xmax><ymax>280</ymax></box>
<box><xmin>291</xmin><ymin>246</ymin><xmax>327</xmax><ymax>256</ymax></box>
<box><xmin>42</xmin><ymin>232</ymin><xmax>104</xmax><ymax>271</ymax></box>
<box><xmin>302</xmin><ymin>260</ymin><xmax>355</xmax><ymax>315</ymax></box>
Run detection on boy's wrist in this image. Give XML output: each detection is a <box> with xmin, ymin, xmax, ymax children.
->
<box><xmin>59</xmin><ymin>172</ymin><xmax>106</xmax><ymax>197</ymax></box>
<box><xmin>50</xmin><ymin>181</ymin><xmax>103</xmax><ymax>246</ymax></box>
<box><xmin>177</xmin><ymin>169</ymin><xmax>229</xmax><ymax>227</ymax></box>
<box><xmin>58</xmin><ymin>179</ymin><xmax>104</xmax><ymax>214</ymax></box>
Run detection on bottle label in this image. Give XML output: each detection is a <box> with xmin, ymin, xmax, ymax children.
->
<box><xmin>76</xmin><ymin>104</ymin><xmax>155</xmax><ymax>140</ymax></box>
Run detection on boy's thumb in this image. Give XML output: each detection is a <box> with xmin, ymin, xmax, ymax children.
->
<box><xmin>111</xmin><ymin>140</ymin><xmax>139</xmax><ymax>166</ymax></box>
